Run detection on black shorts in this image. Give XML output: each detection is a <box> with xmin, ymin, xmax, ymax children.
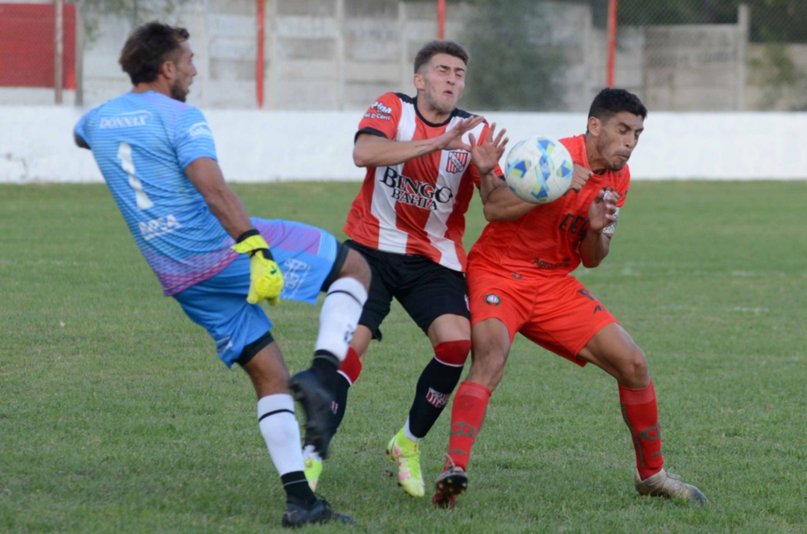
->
<box><xmin>345</xmin><ymin>240</ymin><xmax>470</xmax><ymax>340</ymax></box>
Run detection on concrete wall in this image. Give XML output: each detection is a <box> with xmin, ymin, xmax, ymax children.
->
<box><xmin>2</xmin><ymin>1</ymin><xmax>807</xmax><ymax>112</ymax></box>
<box><xmin>2</xmin><ymin>106</ymin><xmax>805</xmax><ymax>183</ymax></box>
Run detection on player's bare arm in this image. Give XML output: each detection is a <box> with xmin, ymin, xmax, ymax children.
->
<box><xmin>579</xmin><ymin>189</ymin><xmax>618</xmax><ymax>267</ymax></box>
<box><xmin>479</xmin><ymin>177</ymin><xmax>539</xmax><ymax>222</ymax></box>
<box><xmin>352</xmin><ymin>115</ymin><xmax>485</xmax><ymax>168</ymax></box>
<box><xmin>185</xmin><ymin>157</ymin><xmax>253</xmax><ymax>239</ymax></box>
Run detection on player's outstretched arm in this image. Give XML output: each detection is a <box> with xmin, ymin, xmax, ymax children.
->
<box><xmin>185</xmin><ymin>157</ymin><xmax>254</xmax><ymax>238</ymax></box>
<box><xmin>185</xmin><ymin>157</ymin><xmax>284</xmax><ymax>305</ymax></box>
<box><xmin>352</xmin><ymin>115</ymin><xmax>485</xmax><ymax>168</ymax></box>
<box><xmin>480</xmin><ymin>180</ymin><xmax>537</xmax><ymax>222</ymax></box>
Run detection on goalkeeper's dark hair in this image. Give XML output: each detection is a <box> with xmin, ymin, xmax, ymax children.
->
<box><xmin>414</xmin><ymin>40</ymin><xmax>469</xmax><ymax>73</ymax></box>
<box><xmin>119</xmin><ymin>21</ymin><xmax>190</xmax><ymax>85</ymax></box>
<box><xmin>588</xmin><ymin>88</ymin><xmax>647</xmax><ymax>121</ymax></box>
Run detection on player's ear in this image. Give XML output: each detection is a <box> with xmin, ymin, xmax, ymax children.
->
<box><xmin>587</xmin><ymin>116</ymin><xmax>601</xmax><ymax>136</ymax></box>
<box><xmin>160</xmin><ymin>59</ymin><xmax>176</xmax><ymax>81</ymax></box>
<box><xmin>413</xmin><ymin>72</ymin><xmax>425</xmax><ymax>91</ymax></box>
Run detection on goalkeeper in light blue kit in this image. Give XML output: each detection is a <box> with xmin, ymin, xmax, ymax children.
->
<box><xmin>73</xmin><ymin>21</ymin><xmax>369</xmax><ymax>528</ymax></box>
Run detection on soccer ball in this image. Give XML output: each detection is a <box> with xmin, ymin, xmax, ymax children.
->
<box><xmin>504</xmin><ymin>136</ymin><xmax>574</xmax><ymax>204</ymax></box>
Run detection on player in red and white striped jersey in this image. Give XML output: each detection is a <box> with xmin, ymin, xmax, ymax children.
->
<box><xmin>301</xmin><ymin>40</ymin><xmax>507</xmax><ymax>498</ymax></box>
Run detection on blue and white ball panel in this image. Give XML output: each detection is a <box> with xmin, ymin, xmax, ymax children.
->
<box><xmin>504</xmin><ymin>136</ymin><xmax>574</xmax><ymax>204</ymax></box>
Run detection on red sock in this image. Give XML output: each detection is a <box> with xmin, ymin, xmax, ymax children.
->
<box><xmin>337</xmin><ymin>347</ymin><xmax>362</xmax><ymax>385</ymax></box>
<box><xmin>446</xmin><ymin>381</ymin><xmax>491</xmax><ymax>471</ymax></box>
<box><xmin>619</xmin><ymin>381</ymin><xmax>664</xmax><ymax>479</ymax></box>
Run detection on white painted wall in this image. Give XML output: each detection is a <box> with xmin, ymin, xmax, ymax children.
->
<box><xmin>1</xmin><ymin>106</ymin><xmax>805</xmax><ymax>183</ymax></box>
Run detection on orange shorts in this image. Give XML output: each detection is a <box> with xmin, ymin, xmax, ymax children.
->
<box><xmin>467</xmin><ymin>260</ymin><xmax>618</xmax><ymax>366</ymax></box>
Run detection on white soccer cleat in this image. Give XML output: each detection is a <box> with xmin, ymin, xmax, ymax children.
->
<box><xmin>634</xmin><ymin>468</ymin><xmax>707</xmax><ymax>505</ymax></box>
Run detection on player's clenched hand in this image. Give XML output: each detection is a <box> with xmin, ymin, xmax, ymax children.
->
<box><xmin>587</xmin><ymin>188</ymin><xmax>620</xmax><ymax>234</ymax></box>
<box><xmin>469</xmin><ymin>122</ymin><xmax>508</xmax><ymax>175</ymax></box>
<box><xmin>232</xmin><ymin>230</ymin><xmax>284</xmax><ymax>305</ymax></box>
<box><xmin>570</xmin><ymin>164</ymin><xmax>593</xmax><ymax>191</ymax></box>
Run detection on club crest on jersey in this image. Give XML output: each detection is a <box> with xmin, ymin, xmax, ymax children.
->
<box><xmin>484</xmin><ymin>293</ymin><xmax>501</xmax><ymax>306</ymax></box>
<box><xmin>445</xmin><ymin>150</ymin><xmax>470</xmax><ymax>173</ymax></box>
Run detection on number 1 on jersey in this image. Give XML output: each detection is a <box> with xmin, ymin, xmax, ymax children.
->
<box><xmin>117</xmin><ymin>141</ymin><xmax>154</xmax><ymax>210</ymax></box>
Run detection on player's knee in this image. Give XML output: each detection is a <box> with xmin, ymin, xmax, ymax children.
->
<box><xmin>619</xmin><ymin>347</ymin><xmax>649</xmax><ymax>385</ymax></box>
<box><xmin>468</xmin><ymin>347</ymin><xmax>507</xmax><ymax>386</ymax></box>
<box><xmin>434</xmin><ymin>339</ymin><xmax>471</xmax><ymax>366</ymax></box>
<box><xmin>467</xmin><ymin>358</ymin><xmax>506</xmax><ymax>391</ymax></box>
<box><xmin>343</xmin><ymin>249</ymin><xmax>371</xmax><ymax>288</ymax></box>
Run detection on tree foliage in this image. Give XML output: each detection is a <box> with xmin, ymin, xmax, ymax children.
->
<box><xmin>614</xmin><ymin>0</ymin><xmax>807</xmax><ymax>43</ymax></box>
<box><xmin>460</xmin><ymin>0</ymin><xmax>565</xmax><ymax>111</ymax></box>
<box><xmin>77</xmin><ymin>0</ymin><xmax>189</xmax><ymax>43</ymax></box>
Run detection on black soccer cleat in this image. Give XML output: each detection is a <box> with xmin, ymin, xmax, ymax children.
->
<box><xmin>433</xmin><ymin>465</ymin><xmax>469</xmax><ymax>509</ymax></box>
<box><xmin>281</xmin><ymin>497</ymin><xmax>353</xmax><ymax>528</ymax></box>
<box><xmin>289</xmin><ymin>368</ymin><xmax>336</xmax><ymax>459</ymax></box>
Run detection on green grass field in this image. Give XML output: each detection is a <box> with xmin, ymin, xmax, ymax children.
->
<box><xmin>1</xmin><ymin>181</ymin><xmax>806</xmax><ymax>533</ymax></box>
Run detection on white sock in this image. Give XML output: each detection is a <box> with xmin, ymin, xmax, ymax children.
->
<box><xmin>314</xmin><ymin>277</ymin><xmax>367</xmax><ymax>362</ymax></box>
<box><xmin>257</xmin><ymin>394</ymin><xmax>304</xmax><ymax>476</ymax></box>
<box><xmin>302</xmin><ymin>444</ymin><xmax>322</xmax><ymax>463</ymax></box>
<box><xmin>403</xmin><ymin>418</ymin><xmax>420</xmax><ymax>443</ymax></box>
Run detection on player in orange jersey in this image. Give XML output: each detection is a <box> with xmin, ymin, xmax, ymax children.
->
<box><xmin>432</xmin><ymin>88</ymin><xmax>706</xmax><ymax>508</ymax></box>
<box><xmin>300</xmin><ymin>40</ymin><xmax>507</xmax><ymax>498</ymax></box>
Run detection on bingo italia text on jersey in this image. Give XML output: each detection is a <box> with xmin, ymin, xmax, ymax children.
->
<box><xmin>344</xmin><ymin>92</ymin><xmax>492</xmax><ymax>272</ymax></box>
<box><xmin>75</xmin><ymin>91</ymin><xmax>236</xmax><ymax>295</ymax></box>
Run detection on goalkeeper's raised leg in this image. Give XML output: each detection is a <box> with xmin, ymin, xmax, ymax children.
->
<box><xmin>290</xmin><ymin>246</ymin><xmax>369</xmax><ymax>461</ymax></box>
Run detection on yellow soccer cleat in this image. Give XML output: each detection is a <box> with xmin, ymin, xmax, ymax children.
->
<box><xmin>386</xmin><ymin>429</ymin><xmax>425</xmax><ymax>497</ymax></box>
<box><xmin>304</xmin><ymin>457</ymin><xmax>323</xmax><ymax>492</ymax></box>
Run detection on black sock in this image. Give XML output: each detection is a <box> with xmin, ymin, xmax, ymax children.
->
<box><xmin>311</xmin><ymin>350</ymin><xmax>340</xmax><ymax>391</ymax></box>
<box><xmin>331</xmin><ymin>374</ymin><xmax>351</xmax><ymax>431</ymax></box>
<box><xmin>300</xmin><ymin>350</ymin><xmax>345</xmax><ymax>451</ymax></box>
<box><xmin>281</xmin><ymin>472</ymin><xmax>315</xmax><ymax>505</ymax></box>
<box><xmin>407</xmin><ymin>358</ymin><xmax>463</xmax><ymax>438</ymax></box>
<box><xmin>302</xmin><ymin>370</ymin><xmax>351</xmax><ymax>450</ymax></box>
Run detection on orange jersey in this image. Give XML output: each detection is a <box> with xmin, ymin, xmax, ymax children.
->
<box><xmin>344</xmin><ymin>92</ymin><xmax>500</xmax><ymax>272</ymax></box>
<box><xmin>470</xmin><ymin>134</ymin><xmax>630</xmax><ymax>275</ymax></box>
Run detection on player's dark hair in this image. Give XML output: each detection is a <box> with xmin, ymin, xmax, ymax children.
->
<box><xmin>119</xmin><ymin>21</ymin><xmax>190</xmax><ymax>85</ymax></box>
<box><xmin>414</xmin><ymin>40</ymin><xmax>469</xmax><ymax>73</ymax></box>
<box><xmin>588</xmin><ymin>88</ymin><xmax>647</xmax><ymax>121</ymax></box>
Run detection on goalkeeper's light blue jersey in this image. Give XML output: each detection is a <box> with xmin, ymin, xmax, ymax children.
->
<box><xmin>75</xmin><ymin>90</ymin><xmax>236</xmax><ymax>295</ymax></box>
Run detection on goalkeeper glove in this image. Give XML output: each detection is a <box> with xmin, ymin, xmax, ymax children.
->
<box><xmin>231</xmin><ymin>229</ymin><xmax>284</xmax><ymax>305</ymax></box>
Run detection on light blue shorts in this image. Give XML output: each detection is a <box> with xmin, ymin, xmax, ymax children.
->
<box><xmin>174</xmin><ymin>219</ymin><xmax>343</xmax><ymax>367</ymax></box>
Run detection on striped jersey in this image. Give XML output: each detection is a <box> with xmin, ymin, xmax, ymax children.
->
<box><xmin>74</xmin><ymin>90</ymin><xmax>236</xmax><ymax>296</ymax></box>
<box><xmin>343</xmin><ymin>92</ymin><xmax>500</xmax><ymax>272</ymax></box>
<box><xmin>469</xmin><ymin>134</ymin><xmax>631</xmax><ymax>276</ymax></box>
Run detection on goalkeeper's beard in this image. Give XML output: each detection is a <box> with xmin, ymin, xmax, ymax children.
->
<box><xmin>170</xmin><ymin>79</ymin><xmax>189</xmax><ymax>102</ymax></box>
